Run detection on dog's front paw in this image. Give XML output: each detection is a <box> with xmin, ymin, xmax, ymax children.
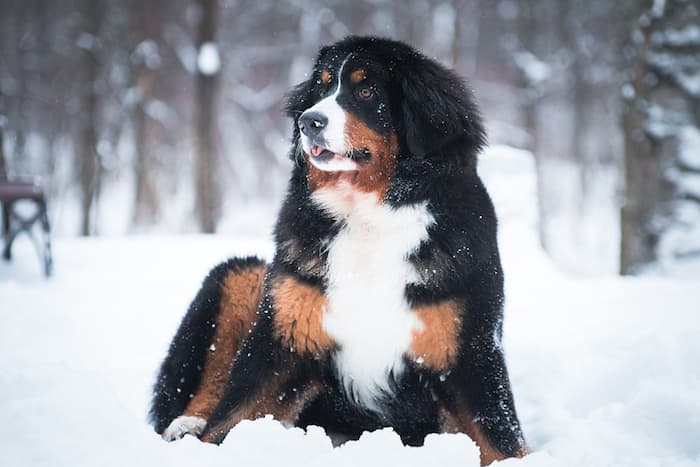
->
<box><xmin>162</xmin><ymin>415</ymin><xmax>207</xmax><ymax>441</ymax></box>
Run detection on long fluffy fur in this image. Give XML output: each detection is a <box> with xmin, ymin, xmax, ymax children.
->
<box><xmin>150</xmin><ymin>36</ymin><xmax>527</xmax><ymax>463</ymax></box>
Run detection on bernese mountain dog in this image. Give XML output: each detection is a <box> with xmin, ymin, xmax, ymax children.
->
<box><xmin>150</xmin><ymin>36</ymin><xmax>528</xmax><ymax>465</ymax></box>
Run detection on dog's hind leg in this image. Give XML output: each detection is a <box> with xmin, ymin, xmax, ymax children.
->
<box><xmin>149</xmin><ymin>257</ymin><xmax>267</xmax><ymax>440</ymax></box>
<box><xmin>199</xmin><ymin>273</ymin><xmax>334</xmax><ymax>444</ymax></box>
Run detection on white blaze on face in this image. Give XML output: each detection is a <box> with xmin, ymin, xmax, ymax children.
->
<box><xmin>302</xmin><ymin>90</ymin><xmax>347</xmax><ymax>153</ymax></box>
<box><xmin>300</xmin><ymin>56</ymin><xmax>354</xmax><ymax>172</ymax></box>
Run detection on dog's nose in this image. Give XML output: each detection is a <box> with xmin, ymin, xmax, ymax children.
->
<box><xmin>298</xmin><ymin>111</ymin><xmax>328</xmax><ymax>137</ymax></box>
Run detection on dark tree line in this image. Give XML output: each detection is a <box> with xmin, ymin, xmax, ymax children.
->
<box><xmin>0</xmin><ymin>0</ymin><xmax>697</xmax><ymax>274</ymax></box>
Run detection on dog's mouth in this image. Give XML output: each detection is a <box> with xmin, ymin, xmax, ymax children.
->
<box><xmin>310</xmin><ymin>145</ymin><xmax>341</xmax><ymax>162</ymax></box>
<box><xmin>307</xmin><ymin>144</ymin><xmax>362</xmax><ymax>172</ymax></box>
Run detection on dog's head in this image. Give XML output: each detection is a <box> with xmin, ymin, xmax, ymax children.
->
<box><xmin>285</xmin><ymin>36</ymin><xmax>485</xmax><ymax>197</ymax></box>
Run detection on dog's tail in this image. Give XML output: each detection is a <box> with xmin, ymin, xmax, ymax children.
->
<box><xmin>149</xmin><ymin>256</ymin><xmax>267</xmax><ymax>435</ymax></box>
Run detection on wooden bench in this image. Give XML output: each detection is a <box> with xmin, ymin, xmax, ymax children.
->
<box><xmin>0</xmin><ymin>178</ymin><xmax>53</xmax><ymax>277</ymax></box>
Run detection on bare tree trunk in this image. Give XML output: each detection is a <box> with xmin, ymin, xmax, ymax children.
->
<box><xmin>620</xmin><ymin>0</ymin><xmax>700</xmax><ymax>273</ymax></box>
<box><xmin>129</xmin><ymin>0</ymin><xmax>166</xmax><ymax>227</ymax></box>
<box><xmin>132</xmin><ymin>70</ymin><xmax>159</xmax><ymax>225</ymax></box>
<box><xmin>564</xmin><ymin>0</ymin><xmax>594</xmax><ymax>198</ymax></box>
<box><xmin>0</xmin><ymin>76</ymin><xmax>6</xmax><ymax>179</ymax></box>
<box><xmin>194</xmin><ymin>0</ymin><xmax>221</xmax><ymax>233</ymax></box>
<box><xmin>78</xmin><ymin>0</ymin><xmax>100</xmax><ymax>236</ymax></box>
<box><xmin>0</xmin><ymin>125</ymin><xmax>6</xmax><ymax>179</ymax></box>
<box><xmin>453</xmin><ymin>0</ymin><xmax>482</xmax><ymax>77</ymax></box>
<box><xmin>12</xmin><ymin>0</ymin><xmax>28</xmax><ymax>166</ymax></box>
<box><xmin>513</xmin><ymin>0</ymin><xmax>548</xmax><ymax>251</ymax></box>
<box><xmin>619</xmin><ymin>3</ymin><xmax>669</xmax><ymax>274</ymax></box>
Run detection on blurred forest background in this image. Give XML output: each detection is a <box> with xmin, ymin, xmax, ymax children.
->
<box><xmin>0</xmin><ymin>0</ymin><xmax>698</xmax><ymax>275</ymax></box>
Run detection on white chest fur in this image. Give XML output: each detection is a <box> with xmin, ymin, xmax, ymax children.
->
<box><xmin>312</xmin><ymin>186</ymin><xmax>435</xmax><ymax>412</ymax></box>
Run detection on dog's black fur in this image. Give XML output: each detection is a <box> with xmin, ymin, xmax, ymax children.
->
<box><xmin>150</xmin><ymin>36</ymin><xmax>526</xmax><ymax>462</ymax></box>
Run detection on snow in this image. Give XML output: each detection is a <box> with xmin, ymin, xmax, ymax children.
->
<box><xmin>621</xmin><ymin>83</ymin><xmax>635</xmax><ymax>99</ymax></box>
<box><xmin>496</xmin><ymin>1</ymin><xmax>519</xmax><ymax>21</ymax></box>
<box><xmin>513</xmin><ymin>51</ymin><xmax>551</xmax><ymax>86</ymax></box>
<box><xmin>656</xmin><ymin>25</ymin><xmax>700</xmax><ymax>47</ymax></box>
<box><xmin>678</xmin><ymin>125</ymin><xmax>700</xmax><ymax>170</ymax></box>
<box><xmin>132</xmin><ymin>39</ymin><xmax>162</xmax><ymax>70</ymax></box>
<box><xmin>646</xmin><ymin>51</ymin><xmax>700</xmax><ymax>97</ymax></box>
<box><xmin>676</xmin><ymin>170</ymin><xmax>700</xmax><ymax>198</ymax></box>
<box><xmin>651</xmin><ymin>0</ymin><xmax>666</xmax><ymax>18</ymax></box>
<box><xmin>645</xmin><ymin>102</ymin><xmax>684</xmax><ymax>139</ymax></box>
<box><xmin>75</xmin><ymin>32</ymin><xmax>98</xmax><ymax>51</ymax></box>
<box><xmin>646</xmin><ymin>118</ymin><xmax>700</xmax><ymax>268</ymax></box>
<box><xmin>2</xmin><ymin>146</ymin><xmax>700</xmax><ymax>466</ymax></box>
<box><xmin>432</xmin><ymin>3</ymin><xmax>456</xmax><ymax>59</ymax></box>
<box><xmin>656</xmin><ymin>200</ymin><xmax>700</xmax><ymax>270</ymax></box>
<box><xmin>197</xmin><ymin>42</ymin><xmax>220</xmax><ymax>76</ymax></box>
<box><xmin>676</xmin><ymin>71</ymin><xmax>700</xmax><ymax>97</ymax></box>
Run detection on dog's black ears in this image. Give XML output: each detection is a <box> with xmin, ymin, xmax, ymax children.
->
<box><xmin>398</xmin><ymin>58</ymin><xmax>486</xmax><ymax>159</ymax></box>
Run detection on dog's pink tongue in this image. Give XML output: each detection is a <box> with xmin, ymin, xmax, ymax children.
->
<box><xmin>311</xmin><ymin>146</ymin><xmax>324</xmax><ymax>157</ymax></box>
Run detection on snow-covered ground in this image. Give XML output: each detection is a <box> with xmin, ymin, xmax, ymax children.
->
<box><xmin>1</xmin><ymin>146</ymin><xmax>699</xmax><ymax>467</ymax></box>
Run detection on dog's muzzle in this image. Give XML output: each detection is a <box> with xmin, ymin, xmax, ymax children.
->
<box><xmin>298</xmin><ymin>111</ymin><xmax>328</xmax><ymax>140</ymax></box>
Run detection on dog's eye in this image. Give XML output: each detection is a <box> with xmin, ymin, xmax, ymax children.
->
<box><xmin>319</xmin><ymin>88</ymin><xmax>328</xmax><ymax>98</ymax></box>
<box><xmin>358</xmin><ymin>87</ymin><xmax>373</xmax><ymax>100</ymax></box>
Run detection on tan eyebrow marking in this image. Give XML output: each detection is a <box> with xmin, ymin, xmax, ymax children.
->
<box><xmin>321</xmin><ymin>70</ymin><xmax>331</xmax><ymax>84</ymax></box>
<box><xmin>350</xmin><ymin>68</ymin><xmax>366</xmax><ymax>83</ymax></box>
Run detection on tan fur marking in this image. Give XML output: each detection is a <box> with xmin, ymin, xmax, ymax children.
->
<box><xmin>439</xmin><ymin>401</ymin><xmax>528</xmax><ymax>466</ymax></box>
<box><xmin>350</xmin><ymin>68</ymin><xmax>366</xmax><ymax>83</ymax></box>
<box><xmin>183</xmin><ymin>264</ymin><xmax>266</xmax><ymax>419</ymax></box>
<box><xmin>200</xmin><ymin>379</ymin><xmax>321</xmax><ymax>442</ymax></box>
<box><xmin>271</xmin><ymin>275</ymin><xmax>335</xmax><ymax>357</ymax></box>
<box><xmin>306</xmin><ymin>113</ymin><xmax>398</xmax><ymax>199</ymax></box>
<box><xmin>321</xmin><ymin>69</ymin><xmax>331</xmax><ymax>84</ymax></box>
<box><xmin>410</xmin><ymin>300</ymin><xmax>462</xmax><ymax>371</ymax></box>
<box><xmin>344</xmin><ymin>113</ymin><xmax>398</xmax><ymax>197</ymax></box>
<box><xmin>228</xmin><ymin>379</ymin><xmax>321</xmax><ymax>422</ymax></box>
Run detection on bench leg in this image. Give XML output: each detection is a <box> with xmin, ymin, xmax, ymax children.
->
<box><xmin>40</xmin><ymin>200</ymin><xmax>53</xmax><ymax>277</ymax></box>
<box><xmin>2</xmin><ymin>201</ymin><xmax>12</xmax><ymax>260</ymax></box>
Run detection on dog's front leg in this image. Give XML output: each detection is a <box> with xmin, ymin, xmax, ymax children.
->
<box><xmin>199</xmin><ymin>273</ymin><xmax>333</xmax><ymax>444</ymax></box>
<box><xmin>438</xmin><ymin>331</ymin><xmax>529</xmax><ymax>466</ymax></box>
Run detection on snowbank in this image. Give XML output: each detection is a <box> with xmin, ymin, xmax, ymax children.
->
<box><xmin>1</xmin><ymin>146</ymin><xmax>699</xmax><ymax>466</ymax></box>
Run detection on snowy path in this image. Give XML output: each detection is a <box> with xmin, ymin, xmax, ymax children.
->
<box><xmin>2</xmin><ymin>146</ymin><xmax>699</xmax><ymax>466</ymax></box>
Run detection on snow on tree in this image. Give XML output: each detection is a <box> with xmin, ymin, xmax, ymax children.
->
<box><xmin>621</xmin><ymin>0</ymin><xmax>700</xmax><ymax>273</ymax></box>
<box><xmin>197</xmin><ymin>42</ymin><xmax>220</xmax><ymax>76</ymax></box>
